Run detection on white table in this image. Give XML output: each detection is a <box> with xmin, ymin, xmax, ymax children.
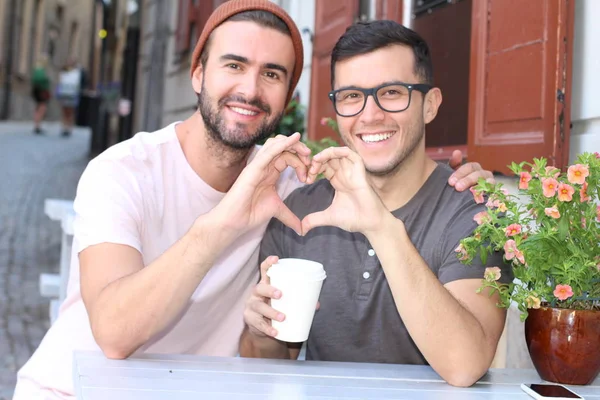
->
<box><xmin>73</xmin><ymin>352</ymin><xmax>599</xmax><ymax>399</ymax></box>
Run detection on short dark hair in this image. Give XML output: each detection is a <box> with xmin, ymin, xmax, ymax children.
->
<box><xmin>330</xmin><ymin>20</ymin><xmax>434</xmax><ymax>88</ymax></box>
<box><xmin>200</xmin><ymin>10</ymin><xmax>291</xmax><ymax>68</ymax></box>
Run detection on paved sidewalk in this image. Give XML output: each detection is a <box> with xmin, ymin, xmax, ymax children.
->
<box><xmin>0</xmin><ymin>122</ymin><xmax>90</xmax><ymax>399</ymax></box>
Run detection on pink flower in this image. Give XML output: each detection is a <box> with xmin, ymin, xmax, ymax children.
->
<box><xmin>473</xmin><ymin>211</ymin><xmax>491</xmax><ymax>225</ymax></box>
<box><xmin>580</xmin><ymin>182</ymin><xmax>591</xmax><ymax>202</ymax></box>
<box><xmin>567</xmin><ymin>164</ymin><xmax>589</xmax><ymax>185</ymax></box>
<box><xmin>595</xmin><ymin>152</ymin><xmax>600</xmax><ymax>159</ymax></box>
<box><xmin>544</xmin><ymin>206</ymin><xmax>560</xmax><ymax>219</ymax></box>
<box><xmin>504</xmin><ymin>240</ymin><xmax>525</xmax><ymax>264</ymax></box>
<box><xmin>542</xmin><ymin>178</ymin><xmax>559</xmax><ymax>197</ymax></box>
<box><xmin>519</xmin><ymin>172</ymin><xmax>532</xmax><ymax>190</ymax></box>
<box><xmin>545</xmin><ymin>166</ymin><xmax>560</xmax><ymax>178</ymax></box>
<box><xmin>320</xmin><ymin>117</ymin><xmax>329</xmax><ymax>126</ymax></box>
<box><xmin>597</xmin><ymin>205</ymin><xmax>600</xmax><ymax>222</ymax></box>
<box><xmin>553</xmin><ymin>284</ymin><xmax>574</xmax><ymax>301</ymax></box>
<box><xmin>484</xmin><ymin>266</ymin><xmax>502</xmax><ymax>282</ymax></box>
<box><xmin>470</xmin><ymin>187</ymin><xmax>484</xmax><ymax>204</ymax></box>
<box><xmin>581</xmin><ymin>217</ymin><xmax>587</xmax><ymax>229</ymax></box>
<box><xmin>454</xmin><ymin>244</ymin><xmax>469</xmax><ymax>261</ymax></box>
<box><xmin>557</xmin><ymin>183</ymin><xmax>575</xmax><ymax>202</ymax></box>
<box><xmin>505</xmin><ymin>224</ymin><xmax>522</xmax><ymax>237</ymax></box>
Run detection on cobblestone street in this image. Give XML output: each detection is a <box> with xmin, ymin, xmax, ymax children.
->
<box><xmin>0</xmin><ymin>122</ymin><xmax>90</xmax><ymax>399</ymax></box>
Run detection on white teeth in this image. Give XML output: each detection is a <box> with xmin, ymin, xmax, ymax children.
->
<box><xmin>361</xmin><ymin>133</ymin><xmax>393</xmax><ymax>143</ymax></box>
<box><xmin>230</xmin><ymin>106</ymin><xmax>258</xmax><ymax>116</ymax></box>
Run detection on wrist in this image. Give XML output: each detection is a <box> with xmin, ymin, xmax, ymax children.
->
<box><xmin>364</xmin><ymin>211</ymin><xmax>405</xmax><ymax>242</ymax></box>
<box><xmin>190</xmin><ymin>211</ymin><xmax>238</xmax><ymax>258</ymax></box>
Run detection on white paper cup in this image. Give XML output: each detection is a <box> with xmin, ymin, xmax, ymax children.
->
<box><xmin>267</xmin><ymin>258</ymin><xmax>326</xmax><ymax>343</ymax></box>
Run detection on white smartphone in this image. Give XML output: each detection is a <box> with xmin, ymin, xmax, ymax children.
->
<box><xmin>520</xmin><ymin>383</ymin><xmax>585</xmax><ymax>400</ymax></box>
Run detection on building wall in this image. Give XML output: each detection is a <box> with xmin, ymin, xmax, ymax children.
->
<box><xmin>569</xmin><ymin>0</ymin><xmax>600</xmax><ymax>162</ymax></box>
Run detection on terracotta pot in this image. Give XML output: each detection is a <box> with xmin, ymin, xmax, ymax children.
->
<box><xmin>525</xmin><ymin>306</ymin><xmax>600</xmax><ymax>385</ymax></box>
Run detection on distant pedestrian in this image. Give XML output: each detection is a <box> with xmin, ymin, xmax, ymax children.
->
<box><xmin>31</xmin><ymin>56</ymin><xmax>51</xmax><ymax>135</ymax></box>
<box><xmin>56</xmin><ymin>59</ymin><xmax>82</xmax><ymax>137</ymax></box>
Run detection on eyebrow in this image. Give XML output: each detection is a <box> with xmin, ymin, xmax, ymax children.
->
<box><xmin>336</xmin><ymin>80</ymin><xmax>405</xmax><ymax>91</ymax></box>
<box><xmin>219</xmin><ymin>54</ymin><xmax>289</xmax><ymax>78</ymax></box>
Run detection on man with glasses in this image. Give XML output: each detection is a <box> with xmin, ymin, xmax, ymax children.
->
<box><xmin>241</xmin><ymin>20</ymin><xmax>513</xmax><ymax>388</ymax></box>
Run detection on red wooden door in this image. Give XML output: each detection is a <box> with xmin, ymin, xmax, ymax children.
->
<box><xmin>308</xmin><ymin>0</ymin><xmax>358</xmax><ymax>142</ymax></box>
<box><xmin>467</xmin><ymin>0</ymin><xmax>575</xmax><ymax>174</ymax></box>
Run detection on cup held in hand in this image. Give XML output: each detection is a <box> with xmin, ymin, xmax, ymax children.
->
<box><xmin>267</xmin><ymin>258</ymin><xmax>326</xmax><ymax>342</ymax></box>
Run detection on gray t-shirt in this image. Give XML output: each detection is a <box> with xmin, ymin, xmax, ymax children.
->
<box><xmin>260</xmin><ymin>164</ymin><xmax>512</xmax><ymax>365</ymax></box>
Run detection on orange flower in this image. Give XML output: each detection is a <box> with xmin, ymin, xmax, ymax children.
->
<box><xmin>484</xmin><ymin>267</ymin><xmax>502</xmax><ymax>282</ymax></box>
<box><xmin>473</xmin><ymin>211</ymin><xmax>490</xmax><ymax>225</ymax></box>
<box><xmin>557</xmin><ymin>183</ymin><xmax>575</xmax><ymax>202</ymax></box>
<box><xmin>553</xmin><ymin>284</ymin><xmax>574</xmax><ymax>301</ymax></box>
<box><xmin>470</xmin><ymin>187</ymin><xmax>485</xmax><ymax>204</ymax></box>
<box><xmin>505</xmin><ymin>224</ymin><xmax>522</xmax><ymax>237</ymax></box>
<box><xmin>519</xmin><ymin>172</ymin><xmax>532</xmax><ymax>190</ymax></box>
<box><xmin>567</xmin><ymin>164</ymin><xmax>589</xmax><ymax>185</ymax></box>
<box><xmin>542</xmin><ymin>178</ymin><xmax>558</xmax><ymax>197</ymax></box>
<box><xmin>503</xmin><ymin>240</ymin><xmax>524</xmax><ymax>264</ymax></box>
<box><xmin>580</xmin><ymin>182</ymin><xmax>591</xmax><ymax>202</ymax></box>
<box><xmin>544</xmin><ymin>206</ymin><xmax>560</xmax><ymax>219</ymax></box>
<box><xmin>497</xmin><ymin>202</ymin><xmax>508</xmax><ymax>213</ymax></box>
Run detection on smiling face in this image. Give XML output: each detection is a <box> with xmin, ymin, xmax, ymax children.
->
<box><xmin>192</xmin><ymin>20</ymin><xmax>295</xmax><ymax>149</ymax></box>
<box><xmin>333</xmin><ymin>44</ymin><xmax>441</xmax><ymax>176</ymax></box>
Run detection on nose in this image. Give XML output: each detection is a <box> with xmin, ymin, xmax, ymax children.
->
<box><xmin>358</xmin><ymin>95</ymin><xmax>385</xmax><ymax>124</ymax></box>
<box><xmin>235</xmin><ymin>70</ymin><xmax>261</xmax><ymax>100</ymax></box>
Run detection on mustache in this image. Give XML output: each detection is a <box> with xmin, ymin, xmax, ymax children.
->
<box><xmin>218</xmin><ymin>95</ymin><xmax>271</xmax><ymax>114</ymax></box>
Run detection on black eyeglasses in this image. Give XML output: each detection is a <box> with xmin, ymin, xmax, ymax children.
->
<box><xmin>328</xmin><ymin>81</ymin><xmax>432</xmax><ymax>117</ymax></box>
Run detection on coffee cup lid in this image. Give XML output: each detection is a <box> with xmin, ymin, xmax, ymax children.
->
<box><xmin>266</xmin><ymin>258</ymin><xmax>326</xmax><ymax>281</ymax></box>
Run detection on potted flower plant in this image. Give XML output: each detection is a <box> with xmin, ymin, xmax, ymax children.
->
<box><xmin>456</xmin><ymin>152</ymin><xmax>600</xmax><ymax>385</ymax></box>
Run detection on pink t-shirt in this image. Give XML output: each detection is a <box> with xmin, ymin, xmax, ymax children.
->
<box><xmin>13</xmin><ymin>123</ymin><xmax>303</xmax><ymax>399</ymax></box>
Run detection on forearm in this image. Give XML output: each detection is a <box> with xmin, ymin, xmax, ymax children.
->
<box><xmin>91</xmin><ymin>213</ymin><xmax>234</xmax><ymax>358</ymax></box>
<box><xmin>366</xmin><ymin>216</ymin><xmax>491</xmax><ymax>386</ymax></box>
<box><xmin>239</xmin><ymin>327</ymin><xmax>294</xmax><ymax>359</ymax></box>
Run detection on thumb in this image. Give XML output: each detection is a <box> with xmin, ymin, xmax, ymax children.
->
<box><xmin>301</xmin><ymin>209</ymin><xmax>332</xmax><ymax>235</ymax></box>
<box><xmin>448</xmin><ymin>149</ymin><xmax>463</xmax><ymax>170</ymax></box>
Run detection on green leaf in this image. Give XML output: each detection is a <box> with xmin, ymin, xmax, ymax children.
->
<box><xmin>558</xmin><ymin>216</ymin><xmax>569</xmax><ymax>241</ymax></box>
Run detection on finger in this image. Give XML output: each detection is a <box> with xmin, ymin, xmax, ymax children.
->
<box><xmin>448</xmin><ymin>161</ymin><xmax>481</xmax><ymax>190</ymax></box>
<box><xmin>259</xmin><ymin>256</ymin><xmax>279</xmax><ymax>284</ymax></box>
<box><xmin>312</xmin><ymin>146</ymin><xmax>352</xmax><ymax>164</ymax></box>
<box><xmin>301</xmin><ymin>208</ymin><xmax>332</xmax><ymax>234</ymax></box>
<box><xmin>273</xmin><ymin>152</ymin><xmax>308</xmax><ymax>183</ymax></box>
<box><xmin>251</xmin><ymin>300</ymin><xmax>285</xmax><ymax>323</ymax></box>
<box><xmin>307</xmin><ymin>156</ymin><xmax>343</xmax><ymax>184</ymax></box>
<box><xmin>448</xmin><ymin>150</ymin><xmax>464</xmax><ymax>171</ymax></box>
<box><xmin>255</xmin><ymin>133</ymin><xmax>302</xmax><ymax>169</ymax></box>
<box><xmin>245</xmin><ymin>309</ymin><xmax>278</xmax><ymax>337</ymax></box>
<box><xmin>274</xmin><ymin>201</ymin><xmax>302</xmax><ymax>236</ymax></box>
<box><xmin>254</xmin><ymin>281</ymin><xmax>282</xmax><ymax>300</ymax></box>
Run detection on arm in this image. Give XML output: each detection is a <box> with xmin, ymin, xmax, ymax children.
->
<box><xmin>365</xmin><ymin>215</ymin><xmax>506</xmax><ymax>387</ymax></box>
<box><xmin>81</xmin><ymin>213</ymin><xmax>229</xmax><ymax>359</ymax></box>
<box><xmin>80</xmin><ymin>134</ymin><xmax>311</xmax><ymax>359</ymax></box>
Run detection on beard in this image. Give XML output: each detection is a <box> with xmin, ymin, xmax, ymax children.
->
<box><xmin>197</xmin><ymin>82</ymin><xmax>283</xmax><ymax>150</ymax></box>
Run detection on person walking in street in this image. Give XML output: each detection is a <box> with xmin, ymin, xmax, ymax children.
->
<box><xmin>56</xmin><ymin>59</ymin><xmax>82</xmax><ymax>137</ymax></box>
<box><xmin>31</xmin><ymin>56</ymin><xmax>51</xmax><ymax>135</ymax></box>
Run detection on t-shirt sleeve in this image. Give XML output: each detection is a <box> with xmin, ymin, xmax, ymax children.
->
<box><xmin>73</xmin><ymin>159</ymin><xmax>143</xmax><ymax>254</ymax></box>
<box><xmin>437</xmin><ymin>202</ymin><xmax>513</xmax><ymax>285</ymax></box>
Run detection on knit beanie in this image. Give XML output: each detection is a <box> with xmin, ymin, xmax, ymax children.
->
<box><xmin>190</xmin><ymin>0</ymin><xmax>304</xmax><ymax>106</ymax></box>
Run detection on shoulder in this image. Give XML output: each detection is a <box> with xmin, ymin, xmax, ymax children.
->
<box><xmin>78</xmin><ymin>123</ymin><xmax>180</xmax><ymax>195</ymax></box>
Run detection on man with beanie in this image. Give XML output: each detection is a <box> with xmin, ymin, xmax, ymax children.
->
<box><xmin>13</xmin><ymin>1</ymin><xmax>491</xmax><ymax>398</ymax></box>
